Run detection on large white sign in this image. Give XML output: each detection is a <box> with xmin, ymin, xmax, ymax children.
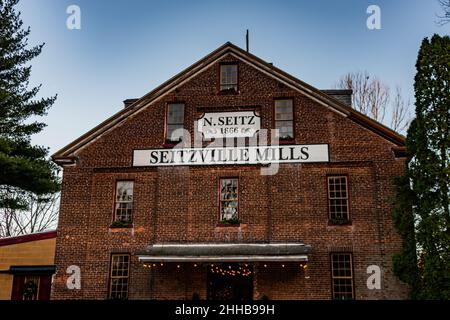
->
<box><xmin>133</xmin><ymin>144</ymin><xmax>329</xmax><ymax>167</ymax></box>
<box><xmin>197</xmin><ymin>111</ymin><xmax>260</xmax><ymax>139</ymax></box>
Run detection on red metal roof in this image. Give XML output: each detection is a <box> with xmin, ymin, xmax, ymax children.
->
<box><xmin>0</xmin><ymin>230</ymin><xmax>57</xmax><ymax>247</ymax></box>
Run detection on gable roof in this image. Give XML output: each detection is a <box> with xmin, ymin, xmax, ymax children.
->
<box><xmin>52</xmin><ymin>42</ymin><xmax>405</xmax><ymax>165</ymax></box>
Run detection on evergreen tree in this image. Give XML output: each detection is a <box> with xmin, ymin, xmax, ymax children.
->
<box><xmin>393</xmin><ymin>34</ymin><xmax>450</xmax><ymax>299</ymax></box>
<box><xmin>392</xmin><ymin>175</ymin><xmax>419</xmax><ymax>298</ymax></box>
<box><xmin>0</xmin><ymin>0</ymin><xmax>59</xmax><ymax>210</ymax></box>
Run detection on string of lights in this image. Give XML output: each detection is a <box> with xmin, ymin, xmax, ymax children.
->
<box><xmin>142</xmin><ymin>262</ymin><xmax>309</xmax><ymax>278</ymax></box>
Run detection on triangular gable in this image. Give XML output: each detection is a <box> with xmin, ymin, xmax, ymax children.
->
<box><xmin>52</xmin><ymin>42</ymin><xmax>405</xmax><ymax>164</ymax></box>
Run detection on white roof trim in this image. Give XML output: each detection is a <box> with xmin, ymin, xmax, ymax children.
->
<box><xmin>138</xmin><ymin>255</ymin><xmax>309</xmax><ymax>262</ymax></box>
<box><xmin>150</xmin><ymin>243</ymin><xmax>308</xmax><ymax>248</ymax></box>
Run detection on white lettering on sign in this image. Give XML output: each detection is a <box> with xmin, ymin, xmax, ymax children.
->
<box><xmin>197</xmin><ymin>111</ymin><xmax>260</xmax><ymax>139</ymax></box>
<box><xmin>133</xmin><ymin>144</ymin><xmax>329</xmax><ymax>167</ymax></box>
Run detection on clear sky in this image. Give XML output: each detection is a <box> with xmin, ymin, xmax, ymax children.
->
<box><xmin>16</xmin><ymin>0</ymin><xmax>449</xmax><ymax>154</ymax></box>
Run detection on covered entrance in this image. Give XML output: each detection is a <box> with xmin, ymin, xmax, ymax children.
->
<box><xmin>8</xmin><ymin>266</ymin><xmax>55</xmax><ymax>300</ymax></box>
<box><xmin>207</xmin><ymin>263</ymin><xmax>253</xmax><ymax>300</ymax></box>
<box><xmin>137</xmin><ymin>242</ymin><xmax>311</xmax><ymax>300</ymax></box>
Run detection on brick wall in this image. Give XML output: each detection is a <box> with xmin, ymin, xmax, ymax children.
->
<box><xmin>51</xmin><ymin>53</ymin><xmax>409</xmax><ymax>300</ymax></box>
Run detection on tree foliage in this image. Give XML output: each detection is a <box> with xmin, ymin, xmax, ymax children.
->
<box><xmin>393</xmin><ymin>34</ymin><xmax>450</xmax><ymax>299</ymax></box>
<box><xmin>0</xmin><ymin>0</ymin><xmax>59</xmax><ymax>213</ymax></box>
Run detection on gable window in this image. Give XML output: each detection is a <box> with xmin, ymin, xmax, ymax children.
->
<box><xmin>220</xmin><ymin>63</ymin><xmax>238</xmax><ymax>92</ymax></box>
<box><xmin>166</xmin><ymin>103</ymin><xmax>185</xmax><ymax>143</ymax></box>
<box><xmin>327</xmin><ymin>176</ymin><xmax>350</xmax><ymax>224</ymax></box>
<box><xmin>113</xmin><ymin>181</ymin><xmax>134</xmax><ymax>226</ymax></box>
<box><xmin>219</xmin><ymin>178</ymin><xmax>239</xmax><ymax>224</ymax></box>
<box><xmin>109</xmin><ymin>254</ymin><xmax>130</xmax><ymax>299</ymax></box>
<box><xmin>331</xmin><ymin>253</ymin><xmax>354</xmax><ymax>300</ymax></box>
<box><xmin>274</xmin><ymin>99</ymin><xmax>294</xmax><ymax>141</ymax></box>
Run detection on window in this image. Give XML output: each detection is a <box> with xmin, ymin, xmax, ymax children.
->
<box><xmin>331</xmin><ymin>253</ymin><xmax>354</xmax><ymax>300</ymax></box>
<box><xmin>274</xmin><ymin>99</ymin><xmax>294</xmax><ymax>140</ymax></box>
<box><xmin>219</xmin><ymin>178</ymin><xmax>239</xmax><ymax>223</ymax></box>
<box><xmin>327</xmin><ymin>176</ymin><xmax>349</xmax><ymax>223</ymax></box>
<box><xmin>114</xmin><ymin>181</ymin><xmax>134</xmax><ymax>224</ymax></box>
<box><xmin>109</xmin><ymin>254</ymin><xmax>130</xmax><ymax>299</ymax></box>
<box><xmin>220</xmin><ymin>64</ymin><xmax>238</xmax><ymax>91</ymax></box>
<box><xmin>166</xmin><ymin>103</ymin><xmax>185</xmax><ymax>143</ymax></box>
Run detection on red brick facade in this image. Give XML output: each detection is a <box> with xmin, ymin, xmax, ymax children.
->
<box><xmin>51</xmin><ymin>43</ymin><xmax>409</xmax><ymax>300</ymax></box>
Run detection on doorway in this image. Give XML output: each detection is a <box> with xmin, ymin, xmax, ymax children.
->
<box><xmin>207</xmin><ymin>263</ymin><xmax>253</xmax><ymax>300</ymax></box>
<box><xmin>11</xmin><ymin>274</ymin><xmax>52</xmax><ymax>300</ymax></box>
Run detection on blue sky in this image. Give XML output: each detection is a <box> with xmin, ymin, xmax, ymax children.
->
<box><xmin>16</xmin><ymin>0</ymin><xmax>449</xmax><ymax>154</ymax></box>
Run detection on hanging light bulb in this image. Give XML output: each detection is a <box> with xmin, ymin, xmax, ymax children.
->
<box><xmin>177</xmin><ymin>265</ymin><xmax>181</xmax><ymax>269</ymax></box>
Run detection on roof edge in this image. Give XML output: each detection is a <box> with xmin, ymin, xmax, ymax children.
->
<box><xmin>0</xmin><ymin>230</ymin><xmax>57</xmax><ymax>247</ymax></box>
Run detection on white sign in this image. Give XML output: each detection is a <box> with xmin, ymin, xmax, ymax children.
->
<box><xmin>133</xmin><ymin>144</ymin><xmax>329</xmax><ymax>167</ymax></box>
<box><xmin>197</xmin><ymin>111</ymin><xmax>260</xmax><ymax>139</ymax></box>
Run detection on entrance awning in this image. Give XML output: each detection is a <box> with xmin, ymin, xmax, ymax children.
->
<box><xmin>137</xmin><ymin>243</ymin><xmax>312</xmax><ymax>263</ymax></box>
<box><xmin>0</xmin><ymin>265</ymin><xmax>56</xmax><ymax>274</ymax></box>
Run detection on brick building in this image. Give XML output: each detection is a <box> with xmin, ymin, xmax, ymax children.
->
<box><xmin>51</xmin><ymin>42</ymin><xmax>409</xmax><ymax>300</ymax></box>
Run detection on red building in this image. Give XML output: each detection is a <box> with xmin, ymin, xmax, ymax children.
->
<box><xmin>51</xmin><ymin>43</ymin><xmax>409</xmax><ymax>300</ymax></box>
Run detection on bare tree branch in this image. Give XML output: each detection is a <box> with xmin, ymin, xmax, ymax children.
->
<box><xmin>0</xmin><ymin>187</ymin><xmax>59</xmax><ymax>237</ymax></box>
<box><xmin>369</xmin><ymin>78</ymin><xmax>389</xmax><ymax>123</ymax></box>
<box><xmin>337</xmin><ymin>71</ymin><xmax>390</xmax><ymax>123</ymax></box>
<box><xmin>436</xmin><ymin>0</ymin><xmax>450</xmax><ymax>26</ymax></box>
<box><xmin>336</xmin><ymin>71</ymin><xmax>411</xmax><ymax>134</ymax></box>
<box><xmin>391</xmin><ymin>86</ymin><xmax>411</xmax><ymax>134</ymax></box>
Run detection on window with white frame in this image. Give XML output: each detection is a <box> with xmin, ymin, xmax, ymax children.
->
<box><xmin>114</xmin><ymin>181</ymin><xmax>134</xmax><ymax>223</ymax></box>
<box><xmin>109</xmin><ymin>254</ymin><xmax>130</xmax><ymax>299</ymax></box>
<box><xmin>220</xmin><ymin>64</ymin><xmax>238</xmax><ymax>91</ymax></box>
<box><xmin>219</xmin><ymin>178</ymin><xmax>239</xmax><ymax>223</ymax></box>
<box><xmin>274</xmin><ymin>99</ymin><xmax>294</xmax><ymax>140</ymax></box>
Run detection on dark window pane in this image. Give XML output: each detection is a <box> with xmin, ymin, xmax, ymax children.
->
<box><xmin>166</xmin><ymin>104</ymin><xmax>185</xmax><ymax>142</ymax></box>
<box><xmin>331</xmin><ymin>254</ymin><xmax>354</xmax><ymax>299</ymax></box>
<box><xmin>328</xmin><ymin>176</ymin><xmax>349</xmax><ymax>221</ymax></box>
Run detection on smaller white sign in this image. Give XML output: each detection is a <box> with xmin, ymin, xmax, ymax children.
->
<box><xmin>197</xmin><ymin>111</ymin><xmax>260</xmax><ymax>139</ymax></box>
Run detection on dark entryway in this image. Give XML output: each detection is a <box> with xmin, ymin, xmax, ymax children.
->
<box><xmin>207</xmin><ymin>263</ymin><xmax>253</xmax><ymax>300</ymax></box>
<box><xmin>11</xmin><ymin>274</ymin><xmax>52</xmax><ymax>300</ymax></box>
